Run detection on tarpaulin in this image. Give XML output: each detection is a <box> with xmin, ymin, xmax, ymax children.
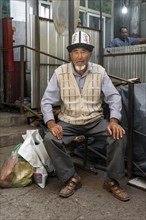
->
<box><xmin>74</xmin><ymin>83</ymin><xmax>146</xmax><ymax>177</ymax></box>
<box><xmin>119</xmin><ymin>83</ymin><xmax>146</xmax><ymax>177</ymax></box>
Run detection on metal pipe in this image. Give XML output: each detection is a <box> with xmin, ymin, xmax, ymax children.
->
<box><xmin>104</xmin><ymin>50</ymin><xmax>146</xmax><ymax>57</ymax></box>
<box><xmin>83</xmin><ymin>137</ymin><xmax>88</xmax><ymax>167</ymax></box>
<box><xmin>35</xmin><ymin>15</ymin><xmax>40</xmax><ymax>111</ymax></box>
<box><xmin>0</xmin><ymin>0</ymin><xmax>3</xmax><ymax>105</ymax></box>
<box><xmin>87</xmin><ymin>145</ymin><xmax>107</xmax><ymax>161</ymax></box>
<box><xmin>99</xmin><ymin>0</ymin><xmax>103</xmax><ymax>65</ymax></box>
<box><xmin>3</xmin><ymin>17</ymin><xmax>15</xmax><ymax>103</ymax></box>
<box><xmin>68</xmin><ymin>0</ymin><xmax>74</xmax><ymax>46</ymax></box>
<box><xmin>3</xmin><ymin>45</ymin><xmax>145</xmax><ymax>58</ymax></box>
<box><xmin>127</xmin><ymin>82</ymin><xmax>134</xmax><ymax>179</ymax></box>
<box><xmin>20</xmin><ymin>45</ymin><xmax>25</xmax><ymax>114</ymax></box>
<box><xmin>109</xmin><ymin>74</ymin><xmax>132</xmax><ymax>83</ymax></box>
<box><xmin>1</xmin><ymin>44</ymin><xmax>69</xmax><ymax>63</ymax></box>
<box><xmin>21</xmin><ymin>103</ymin><xmax>42</xmax><ymax>120</ymax></box>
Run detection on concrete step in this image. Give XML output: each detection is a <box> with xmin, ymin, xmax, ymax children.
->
<box><xmin>0</xmin><ymin>125</ymin><xmax>41</xmax><ymax>147</ymax></box>
<box><xmin>0</xmin><ymin>112</ymin><xmax>28</xmax><ymax>127</ymax></box>
<box><xmin>0</xmin><ymin>111</ymin><xmax>44</xmax><ymax>147</ymax></box>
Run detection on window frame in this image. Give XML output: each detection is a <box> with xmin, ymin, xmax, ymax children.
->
<box><xmin>39</xmin><ymin>0</ymin><xmax>52</xmax><ymax>19</ymax></box>
<box><xmin>87</xmin><ymin>13</ymin><xmax>105</xmax><ymax>47</ymax></box>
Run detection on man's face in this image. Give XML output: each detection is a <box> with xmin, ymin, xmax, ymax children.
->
<box><xmin>70</xmin><ymin>48</ymin><xmax>91</xmax><ymax>74</ymax></box>
<box><xmin>120</xmin><ymin>28</ymin><xmax>128</xmax><ymax>39</ymax></box>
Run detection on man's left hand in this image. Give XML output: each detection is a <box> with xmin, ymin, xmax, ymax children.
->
<box><xmin>107</xmin><ymin>118</ymin><xmax>125</xmax><ymax>140</ymax></box>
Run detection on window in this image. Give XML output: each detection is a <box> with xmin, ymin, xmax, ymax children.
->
<box><xmin>88</xmin><ymin>0</ymin><xmax>111</xmax><ymax>14</ymax></box>
<box><xmin>88</xmin><ymin>0</ymin><xmax>100</xmax><ymax>11</ymax></box>
<box><xmin>87</xmin><ymin>13</ymin><xmax>105</xmax><ymax>46</ymax></box>
<box><xmin>79</xmin><ymin>0</ymin><xmax>112</xmax><ymax>48</ymax></box>
<box><xmin>40</xmin><ymin>3</ymin><xmax>51</xmax><ymax>18</ymax></box>
<box><xmin>80</xmin><ymin>0</ymin><xmax>86</xmax><ymax>7</ymax></box>
<box><xmin>88</xmin><ymin>13</ymin><xmax>100</xmax><ymax>30</ymax></box>
<box><xmin>39</xmin><ymin>0</ymin><xmax>52</xmax><ymax>19</ymax></box>
<box><xmin>79</xmin><ymin>11</ymin><xmax>87</xmax><ymax>27</ymax></box>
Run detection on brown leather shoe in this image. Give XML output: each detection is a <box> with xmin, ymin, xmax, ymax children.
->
<box><xmin>59</xmin><ymin>177</ymin><xmax>82</xmax><ymax>198</ymax></box>
<box><xmin>103</xmin><ymin>180</ymin><xmax>130</xmax><ymax>201</ymax></box>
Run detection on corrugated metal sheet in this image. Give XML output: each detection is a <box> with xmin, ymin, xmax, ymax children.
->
<box><xmin>103</xmin><ymin>44</ymin><xmax>146</xmax><ymax>83</ymax></box>
<box><xmin>30</xmin><ymin>17</ymin><xmax>99</xmax><ymax>108</ymax></box>
<box><xmin>28</xmin><ymin>16</ymin><xmax>146</xmax><ymax>108</ymax></box>
<box><xmin>39</xmin><ymin>19</ymin><xmax>100</xmax><ymax>98</ymax></box>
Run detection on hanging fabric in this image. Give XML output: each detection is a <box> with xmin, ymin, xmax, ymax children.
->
<box><xmin>52</xmin><ymin>0</ymin><xmax>80</xmax><ymax>35</ymax></box>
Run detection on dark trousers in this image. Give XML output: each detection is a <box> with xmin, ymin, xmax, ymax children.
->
<box><xmin>43</xmin><ymin>119</ymin><xmax>126</xmax><ymax>184</ymax></box>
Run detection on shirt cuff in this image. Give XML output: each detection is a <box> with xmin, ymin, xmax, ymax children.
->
<box><xmin>43</xmin><ymin>113</ymin><xmax>55</xmax><ymax>124</ymax></box>
<box><xmin>110</xmin><ymin>111</ymin><xmax>121</xmax><ymax>122</ymax></box>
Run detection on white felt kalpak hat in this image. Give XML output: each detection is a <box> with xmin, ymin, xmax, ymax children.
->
<box><xmin>67</xmin><ymin>31</ymin><xmax>94</xmax><ymax>52</ymax></box>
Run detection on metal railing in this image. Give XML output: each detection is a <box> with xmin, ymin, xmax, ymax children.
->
<box><xmin>1</xmin><ymin>44</ymin><xmax>69</xmax><ymax>114</ymax></box>
<box><xmin>103</xmin><ymin>45</ymin><xmax>146</xmax><ymax>83</ymax></box>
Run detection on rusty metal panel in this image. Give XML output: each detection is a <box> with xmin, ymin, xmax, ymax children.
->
<box><xmin>0</xmin><ymin>0</ymin><xmax>3</xmax><ymax>104</ymax></box>
<box><xmin>103</xmin><ymin>44</ymin><xmax>146</xmax><ymax>83</ymax></box>
<box><xmin>3</xmin><ymin>17</ymin><xmax>15</xmax><ymax>103</ymax></box>
<box><xmin>3</xmin><ymin>17</ymin><xmax>14</xmax><ymax>72</ymax></box>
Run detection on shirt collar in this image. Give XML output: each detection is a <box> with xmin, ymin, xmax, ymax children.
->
<box><xmin>71</xmin><ymin>62</ymin><xmax>92</xmax><ymax>77</ymax></box>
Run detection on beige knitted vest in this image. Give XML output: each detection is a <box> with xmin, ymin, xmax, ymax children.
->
<box><xmin>55</xmin><ymin>62</ymin><xmax>105</xmax><ymax>125</ymax></box>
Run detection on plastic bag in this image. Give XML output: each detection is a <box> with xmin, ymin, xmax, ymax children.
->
<box><xmin>52</xmin><ymin>0</ymin><xmax>80</xmax><ymax>35</ymax></box>
<box><xmin>18</xmin><ymin>129</ymin><xmax>54</xmax><ymax>188</ymax></box>
<box><xmin>0</xmin><ymin>144</ymin><xmax>34</xmax><ymax>188</ymax></box>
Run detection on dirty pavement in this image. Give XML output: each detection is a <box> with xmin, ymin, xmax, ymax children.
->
<box><xmin>0</xmin><ymin>167</ymin><xmax>146</xmax><ymax>220</ymax></box>
<box><xmin>0</xmin><ymin>112</ymin><xmax>146</xmax><ymax>220</ymax></box>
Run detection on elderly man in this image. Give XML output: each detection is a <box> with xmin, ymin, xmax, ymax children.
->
<box><xmin>108</xmin><ymin>26</ymin><xmax>146</xmax><ymax>47</ymax></box>
<box><xmin>41</xmin><ymin>31</ymin><xmax>129</xmax><ymax>201</ymax></box>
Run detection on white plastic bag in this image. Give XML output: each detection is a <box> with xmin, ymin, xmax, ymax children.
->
<box><xmin>18</xmin><ymin>129</ymin><xmax>54</xmax><ymax>188</ymax></box>
<box><xmin>22</xmin><ymin>130</ymin><xmax>48</xmax><ymax>165</ymax></box>
<box><xmin>52</xmin><ymin>0</ymin><xmax>80</xmax><ymax>35</ymax></box>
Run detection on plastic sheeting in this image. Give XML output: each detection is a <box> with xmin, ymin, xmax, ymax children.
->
<box><xmin>119</xmin><ymin>83</ymin><xmax>146</xmax><ymax>177</ymax></box>
<box><xmin>52</xmin><ymin>0</ymin><xmax>80</xmax><ymax>35</ymax></box>
<box><xmin>74</xmin><ymin>83</ymin><xmax>146</xmax><ymax>177</ymax></box>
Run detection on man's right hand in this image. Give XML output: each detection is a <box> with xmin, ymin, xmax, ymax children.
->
<box><xmin>47</xmin><ymin>120</ymin><xmax>63</xmax><ymax>139</ymax></box>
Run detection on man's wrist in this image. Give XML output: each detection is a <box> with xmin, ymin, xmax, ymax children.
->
<box><xmin>47</xmin><ymin>120</ymin><xmax>56</xmax><ymax>129</ymax></box>
<box><xmin>110</xmin><ymin>118</ymin><xmax>119</xmax><ymax>124</ymax></box>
